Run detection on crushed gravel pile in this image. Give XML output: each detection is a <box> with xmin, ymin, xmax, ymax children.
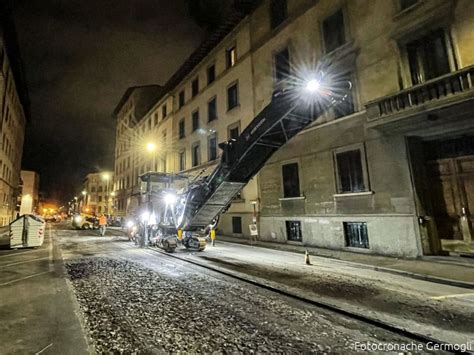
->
<box><xmin>65</xmin><ymin>257</ymin><xmax>413</xmax><ymax>353</ymax></box>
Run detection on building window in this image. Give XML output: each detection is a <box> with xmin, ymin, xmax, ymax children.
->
<box><xmin>98</xmin><ymin>186</ymin><xmax>103</xmax><ymax>193</ymax></box>
<box><xmin>207</xmin><ymin>64</ymin><xmax>216</xmax><ymax>85</ymax></box>
<box><xmin>228</xmin><ymin>122</ymin><xmax>240</xmax><ymax>140</ymax></box>
<box><xmin>232</xmin><ymin>216</ymin><xmax>242</xmax><ymax>234</ymax></box>
<box><xmin>208</xmin><ymin>134</ymin><xmax>217</xmax><ymax>161</ymax></box>
<box><xmin>400</xmin><ymin>0</ymin><xmax>418</xmax><ymax>10</ymax></box>
<box><xmin>179</xmin><ymin>90</ymin><xmax>185</xmax><ymax>108</ymax></box>
<box><xmin>192</xmin><ymin>110</ymin><xmax>200</xmax><ymax>132</ymax></box>
<box><xmin>344</xmin><ymin>222</ymin><xmax>369</xmax><ymax>249</ymax></box>
<box><xmin>323</xmin><ymin>9</ymin><xmax>346</xmax><ymax>53</ymax></box>
<box><xmin>179</xmin><ymin>151</ymin><xmax>186</xmax><ymax>171</ymax></box>
<box><xmin>162</xmin><ymin>104</ymin><xmax>167</xmax><ymax>119</ymax></box>
<box><xmin>226</xmin><ymin>45</ymin><xmax>237</xmax><ymax>69</ymax></box>
<box><xmin>274</xmin><ymin>47</ymin><xmax>290</xmax><ymax>83</ymax></box>
<box><xmin>227</xmin><ymin>82</ymin><xmax>239</xmax><ymax>110</ymax></box>
<box><xmin>286</xmin><ymin>221</ymin><xmax>302</xmax><ymax>241</ymax></box>
<box><xmin>192</xmin><ymin>143</ymin><xmax>200</xmax><ymax>167</ymax></box>
<box><xmin>270</xmin><ymin>0</ymin><xmax>287</xmax><ymax>29</ymax></box>
<box><xmin>334</xmin><ymin>148</ymin><xmax>367</xmax><ymax>193</ymax></box>
<box><xmin>98</xmin><ymin>196</ymin><xmax>102</xmax><ymax>202</ymax></box>
<box><xmin>208</xmin><ymin>97</ymin><xmax>217</xmax><ymax>122</ymax></box>
<box><xmin>179</xmin><ymin>119</ymin><xmax>185</xmax><ymax>139</ymax></box>
<box><xmin>406</xmin><ymin>29</ymin><xmax>450</xmax><ymax>86</ymax></box>
<box><xmin>154</xmin><ymin>113</ymin><xmax>158</xmax><ymax>126</ymax></box>
<box><xmin>192</xmin><ymin>78</ymin><xmax>199</xmax><ymax>97</ymax></box>
<box><xmin>282</xmin><ymin>162</ymin><xmax>300</xmax><ymax>198</ymax></box>
<box><xmin>91</xmin><ymin>186</ymin><xmax>96</xmax><ymax>193</ymax></box>
<box><xmin>334</xmin><ymin>72</ymin><xmax>355</xmax><ymax>118</ymax></box>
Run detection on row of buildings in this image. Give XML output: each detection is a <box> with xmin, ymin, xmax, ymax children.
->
<box><xmin>0</xmin><ymin>3</ymin><xmax>29</xmax><ymax>224</ymax></box>
<box><xmin>112</xmin><ymin>0</ymin><xmax>474</xmax><ymax>257</ymax></box>
<box><xmin>77</xmin><ymin>172</ymin><xmax>115</xmax><ymax>216</ymax></box>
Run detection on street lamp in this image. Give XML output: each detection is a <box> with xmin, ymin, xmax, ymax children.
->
<box><xmin>81</xmin><ymin>190</ymin><xmax>87</xmax><ymax>213</ymax></box>
<box><xmin>102</xmin><ymin>173</ymin><xmax>111</xmax><ymax>215</ymax></box>
<box><xmin>146</xmin><ymin>142</ymin><xmax>157</xmax><ymax>171</ymax></box>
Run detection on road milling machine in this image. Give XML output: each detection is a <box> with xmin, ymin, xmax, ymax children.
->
<box><xmin>127</xmin><ymin>69</ymin><xmax>351</xmax><ymax>252</ymax></box>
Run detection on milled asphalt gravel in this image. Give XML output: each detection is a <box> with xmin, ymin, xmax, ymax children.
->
<box><xmin>64</xmin><ymin>256</ymin><xmax>416</xmax><ymax>353</ymax></box>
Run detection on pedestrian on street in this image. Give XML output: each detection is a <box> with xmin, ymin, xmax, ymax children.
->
<box><xmin>99</xmin><ymin>214</ymin><xmax>107</xmax><ymax>236</ymax></box>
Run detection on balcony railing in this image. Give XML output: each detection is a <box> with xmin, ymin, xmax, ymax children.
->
<box><xmin>366</xmin><ymin>65</ymin><xmax>474</xmax><ymax>121</ymax></box>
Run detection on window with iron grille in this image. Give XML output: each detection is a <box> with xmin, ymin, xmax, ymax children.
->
<box><xmin>274</xmin><ymin>47</ymin><xmax>290</xmax><ymax>83</ymax></box>
<box><xmin>179</xmin><ymin>119</ymin><xmax>185</xmax><ymax>139</ymax></box>
<box><xmin>286</xmin><ymin>221</ymin><xmax>302</xmax><ymax>241</ymax></box>
<box><xmin>192</xmin><ymin>78</ymin><xmax>199</xmax><ymax>97</ymax></box>
<box><xmin>192</xmin><ymin>110</ymin><xmax>200</xmax><ymax>132</ymax></box>
<box><xmin>208</xmin><ymin>97</ymin><xmax>217</xmax><ymax>122</ymax></box>
<box><xmin>207</xmin><ymin>64</ymin><xmax>216</xmax><ymax>85</ymax></box>
<box><xmin>335</xmin><ymin>149</ymin><xmax>366</xmax><ymax>193</ymax></box>
<box><xmin>323</xmin><ymin>9</ymin><xmax>346</xmax><ymax>53</ymax></box>
<box><xmin>406</xmin><ymin>28</ymin><xmax>450</xmax><ymax>85</ymax></box>
<box><xmin>270</xmin><ymin>0</ymin><xmax>287</xmax><ymax>29</ymax></box>
<box><xmin>208</xmin><ymin>134</ymin><xmax>217</xmax><ymax>161</ymax></box>
<box><xmin>227</xmin><ymin>82</ymin><xmax>239</xmax><ymax>110</ymax></box>
<box><xmin>179</xmin><ymin>151</ymin><xmax>186</xmax><ymax>171</ymax></box>
<box><xmin>344</xmin><ymin>222</ymin><xmax>369</xmax><ymax>248</ymax></box>
<box><xmin>192</xmin><ymin>143</ymin><xmax>200</xmax><ymax>167</ymax></box>
<box><xmin>179</xmin><ymin>90</ymin><xmax>185</xmax><ymax>108</ymax></box>
<box><xmin>232</xmin><ymin>216</ymin><xmax>242</xmax><ymax>234</ymax></box>
<box><xmin>282</xmin><ymin>162</ymin><xmax>300</xmax><ymax>198</ymax></box>
<box><xmin>226</xmin><ymin>46</ymin><xmax>237</xmax><ymax>69</ymax></box>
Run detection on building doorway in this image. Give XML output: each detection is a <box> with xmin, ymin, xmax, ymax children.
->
<box><xmin>424</xmin><ymin>136</ymin><xmax>474</xmax><ymax>255</ymax></box>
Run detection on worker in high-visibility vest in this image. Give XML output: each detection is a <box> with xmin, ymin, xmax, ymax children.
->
<box><xmin>99</xmin><ymin>214</ymin><xmax>107</xmax><ymax>236</ymax></box>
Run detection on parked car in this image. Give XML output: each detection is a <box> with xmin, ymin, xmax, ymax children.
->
<box><xmin>72</xmin><ymin>214</ymin><xmax>98</xmax><ymax>230</ymax></box>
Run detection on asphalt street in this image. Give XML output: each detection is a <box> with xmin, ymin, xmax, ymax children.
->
<box><xmin>56</xmin><ymin>225</ymin><xmax>422</xmax><ymax>353</ymax></box>
<box><xmin>1</xmin><ymin>222</ymin><xmax>472</xmax><ymax>353</ymax></box>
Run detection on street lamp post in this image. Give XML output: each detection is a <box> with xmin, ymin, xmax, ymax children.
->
<box><xmin>81</xmin><ymin>190</ymin><xmax>87</xmax><ymax>212</ymax></box>
<box><xmin>74</xmin><ymin>196</ymin><xmax>78</xmax><ymax>213</ymax></box>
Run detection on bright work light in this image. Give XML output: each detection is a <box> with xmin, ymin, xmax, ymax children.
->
<box><xmin>164</xmin><ymin>193</ymin><xmax>176</xmax><ymax>205</ymax></box>
<box><xmin>306</xmin><ymin>79</ymin><xmax>320</xmax><ymax>93</ymax></box>
<box><xmin>141</xmin><ymin>211</ymin><xmax>150</xmax><ymax>223</ymax></box>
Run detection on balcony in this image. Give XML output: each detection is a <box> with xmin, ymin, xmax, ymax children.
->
<box><xmin>366</xmin><ymin>65</ymin><xmax>474</xmax><ymax>130</ymax></box>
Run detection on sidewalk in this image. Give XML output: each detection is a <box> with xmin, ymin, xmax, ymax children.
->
<box><xmin>0</xmin><ymin>225</ymin><xmax>90</xmax><ymax>354</ymax></box>
<box><xmin>218</xmin><ymin>235</ymin><xmax>474</xmax><ymax>289</ymax></box>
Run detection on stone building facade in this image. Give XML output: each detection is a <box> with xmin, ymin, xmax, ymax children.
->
<box><xmin>0</xmin><ymin>5</ymin><xmax>28</xmax><ymax>225</ymax></box>
<box><xmin>114</xmin><ymin>0</ymin><xmax>474</xmax><ymax>257</ymax></box>
<box><xmin>81</xmin><ymin>172</ymin><xmax>114</xmax><ymax>215</ymax></box>
<box><xmin>19</xmin><ymin>170</ymin><xmax>39</xmax><ymax>215</ymax></box>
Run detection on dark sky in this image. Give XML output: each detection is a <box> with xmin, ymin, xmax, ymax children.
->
<box><xmin>10</xmin><ymin>0</ymin><xmax>224</xmax><ymax>203</ymax></box>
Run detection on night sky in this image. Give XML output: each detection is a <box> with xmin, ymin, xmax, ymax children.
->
<box><xmin>10</xmin><ymin>0</ymin><xmax>231</xmax><ymax>203</ymax></box>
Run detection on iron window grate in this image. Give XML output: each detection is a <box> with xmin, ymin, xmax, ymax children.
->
<box><xmin>286</xmin><ymin>220</ymin><xmax>302</xmax><ymax>241</ymax></box>
<box><xmin>344</xmin><ymin>222</ymin><xmax>369</xmax><ymax>249</ymax></box>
